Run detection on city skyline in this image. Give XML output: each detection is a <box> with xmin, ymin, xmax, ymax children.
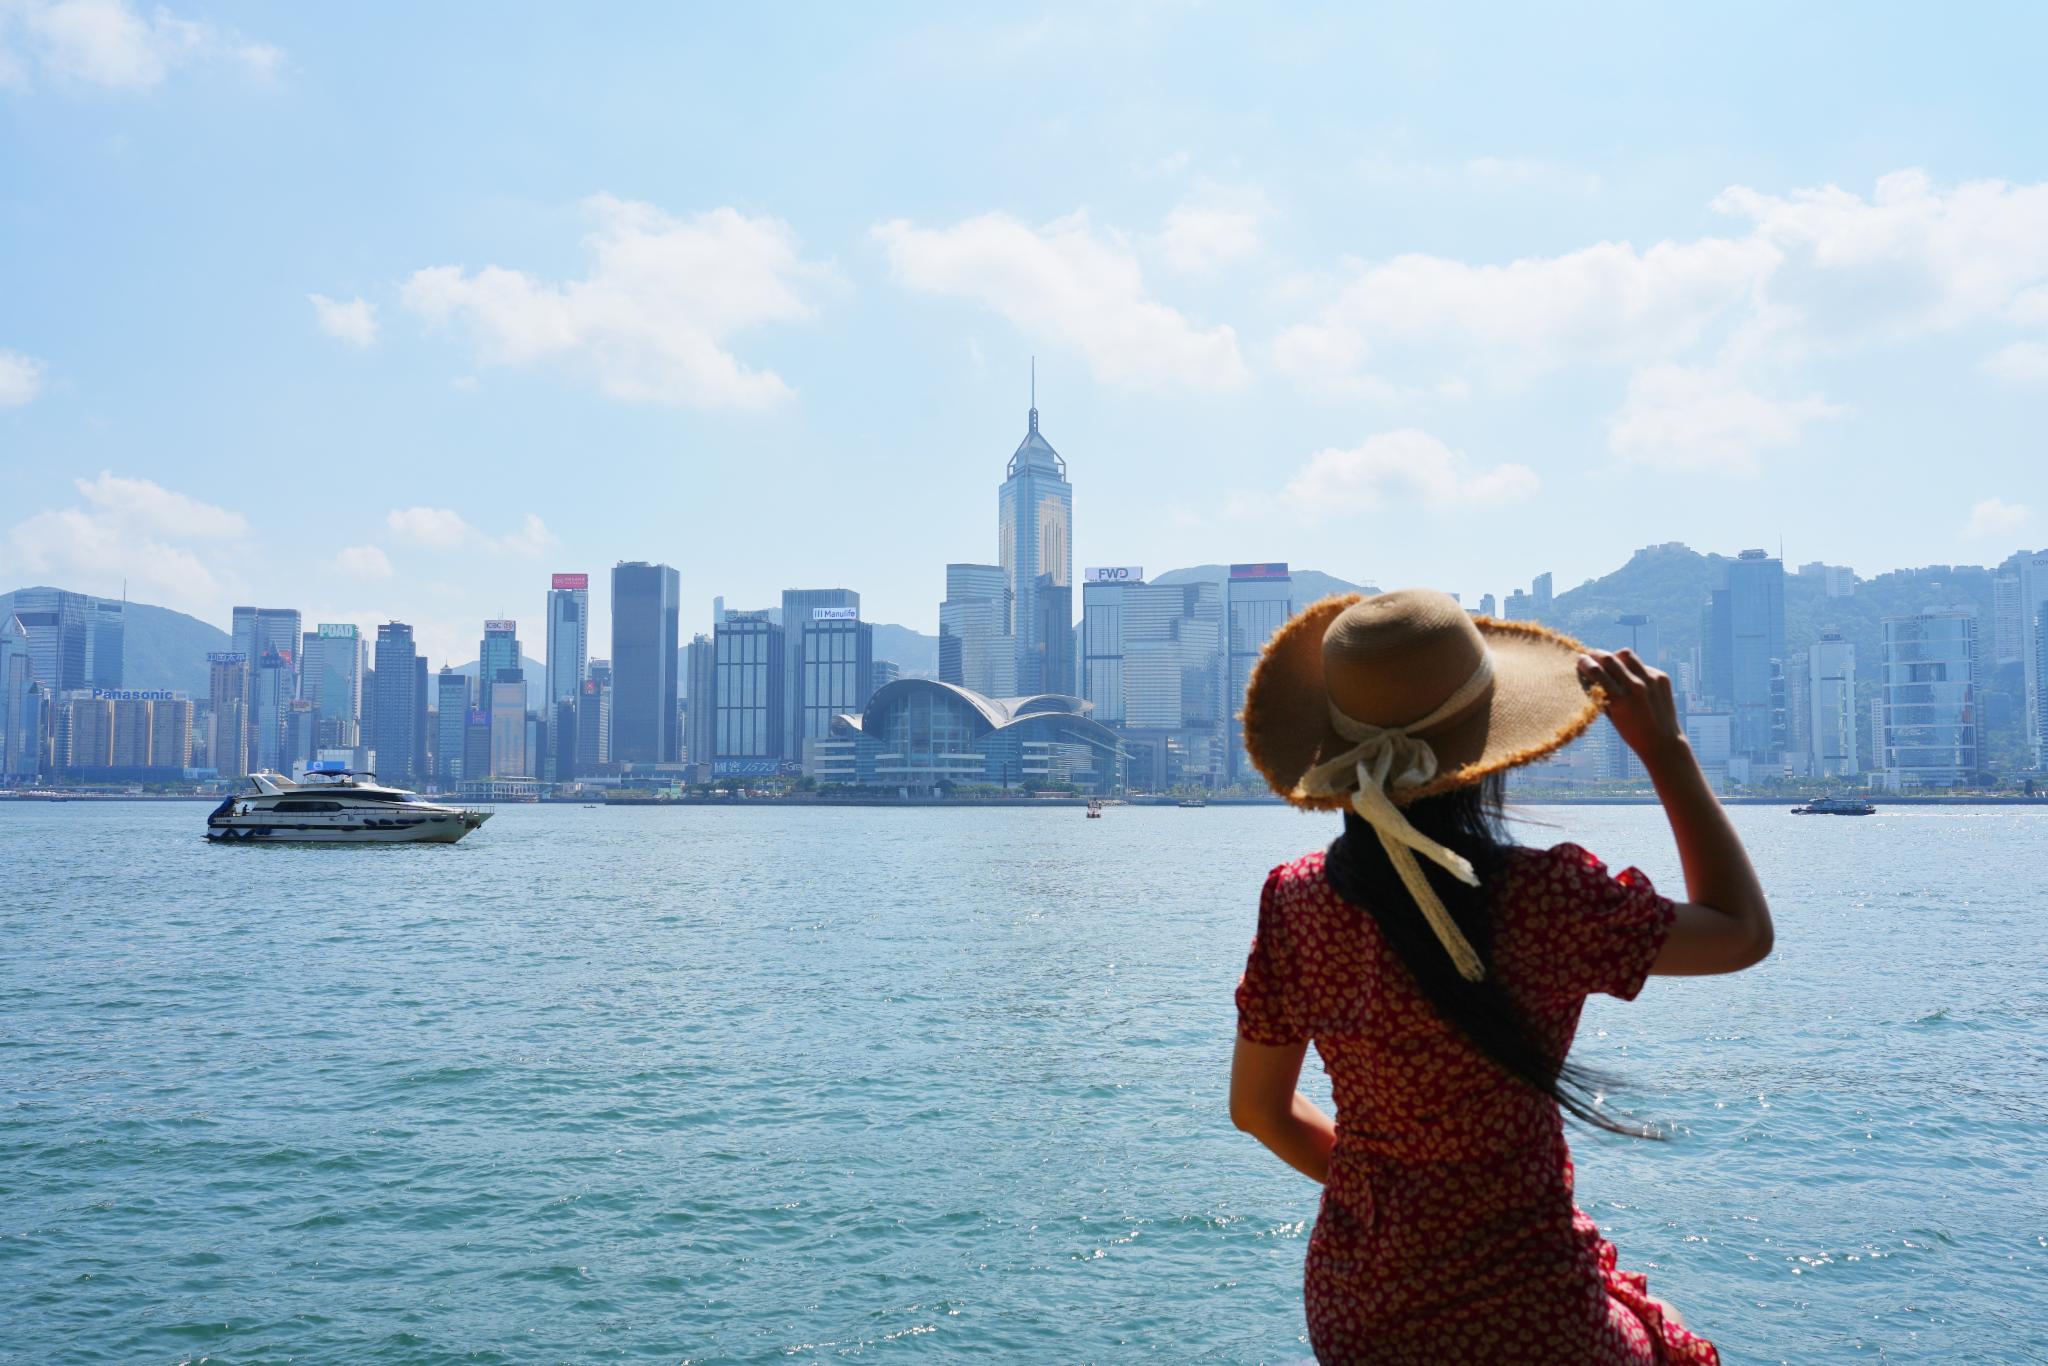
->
<box><xmin>4</xmin><ymin>5</ymin><xmax>2047</xmax><ymax>665</ymax></box>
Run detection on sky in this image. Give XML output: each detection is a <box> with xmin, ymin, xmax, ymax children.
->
<box><xmin>2</xmin><ymin>1</ymin><xmax>2046</xmax><ymax>665</ymax></box>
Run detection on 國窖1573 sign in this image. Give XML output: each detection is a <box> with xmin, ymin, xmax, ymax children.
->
<box><xmin>552</xmin><ymin>573</ymin><xmax>588</xmax><ymax>590</ymax></box>
<box><xmin>1084</xmin><ymin>566</ymin><xmax>1143</xmax><ymax>584</ymax></box>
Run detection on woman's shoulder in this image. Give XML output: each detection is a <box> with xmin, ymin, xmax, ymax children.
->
<box><xmin>1501</xmin><ymin>840</ymin><xmax>1641</xmax><ymax>885</ymax></box>
<box><xmin>1265</xmin><ymin>848</ymin><xmax>1331</xmax><ymax>893</ymax></box>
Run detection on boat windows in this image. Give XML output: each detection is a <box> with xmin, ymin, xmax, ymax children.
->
<box><xmin>271</xmin><ymin>799</ymin><xmax>345</xmax><ymax>813</ymax></box>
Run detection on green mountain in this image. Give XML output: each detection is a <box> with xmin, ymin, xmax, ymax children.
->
<box><xmin>0</xmin><ymin>587</ymin><xmax>230</xmax><ymax>695</ymax></box>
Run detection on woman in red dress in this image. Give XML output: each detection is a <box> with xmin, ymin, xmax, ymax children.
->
<box><xmin>1228</xmin><ymin>590</ymin><xmax>1772</xmax><ymax>1364</ymax></box>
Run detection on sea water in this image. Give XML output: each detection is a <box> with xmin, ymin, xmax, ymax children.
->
<box><xmin>2</xmin><ymin>802</ymin><xmax>2043</xmax><ymax>1363</ymax></box>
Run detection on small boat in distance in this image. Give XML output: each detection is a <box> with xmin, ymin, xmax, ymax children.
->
<box><xmin>206</xmin><ymin>762</ymin><xmax>491</xmax><ymax>844</ymax></box>
<box><xmin>1791</xmin><ymin>794</ymin><xmax>1877</xmax><ymax>816</ymax></box>
<box><xmin>1086</xmin><ymin>799</ymin><xmax>1104</xmax><ymax>819</ymax></box>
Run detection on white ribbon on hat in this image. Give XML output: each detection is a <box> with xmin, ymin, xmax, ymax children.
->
<box><xmin>1295</xmin><ymin>655</ymin><xmax>1496</xmax><ymax>983</ymax></box>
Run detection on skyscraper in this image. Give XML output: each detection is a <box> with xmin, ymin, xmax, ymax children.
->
<box><xmin>1880</xmin><ymin>609</ymin><xmax>1979</xmax><ymax>789</ymax></box>
<box><xmin>89</xmin><ymin>598</ymin><xmax>124</xmax><ymax>689</ymax></box>
<box><xmin>207</xmin><ymin>651</ymin><xmax>249</xmax><ymax>778</ymax></box>
<box><xmin>232</xmin><ymin>607</ymin><xmax>303</xmax><ymax>677</ymax></box>
<box><xmin>372</xmin><ymin>622</ymin><xmax>424</xmax><ymax>786</ymax></box>
<box><xmin>711</xmin><ymin>610</ymin><xmax>782</xmax><ymax>774</ymax></box>
<box><xmin>12</xmin><ymin>588</ymin><xmax>120</xmax><ymax>693</ymax></box>
<box><xmin>1807</xmin><ymin>631</ymin><xmax>1858</xmax><ymax>777</ymax></box>
<box><xmin>1033</xmin><ymin>573</ymin><xmax>1074</xmax><ymax>696</ymax></box>
<box><xmin>435</xmin><ymin>666</ymin><xmax>471</xmax><ymax>786</ymax></box>
<box><xmin>781</xmin><ymin>589</ymin><xmax>860</xmax><ymax>760</ymax></box>
<box><xmin>998</xmin><ymin>381</ymin><xmax>1073</xmax><ymax>695</ymax></box>
<box><xmin>1725</xmin><ymin>550</ymin><xmax>1787</xmax><ymax>771</ymax></box>
<box><xmin>1</xmin><ymin>614</ymin><xmax>35</xmax><ymax>779</ymax></box>
<box><xmin>302</xmin><ymin>623</ymin><xmax>365</xmax><ymax>747</ymax></box>
<box><xmin>1081</xmin><ymin>569</ymin><xmax>1226</xmax><ymax>788</ymax></box>
<box><xmin>1226</xmin><ymin>564</ymin><xmax>1293</xmax><ymax>782</ymax></box>
<box><xmin>684</xmin><ymin>636</ymin><xmax>714</xmax><ymax>770</ymax></box>
<box><xmin>250</xmin><ymin>649</ymin><xmax>298</xmax><ymax>773</ymax></box>
<box><xmin>610</xmin><ymin>561</ymin><xmax>680</xmax><ymax>765</ymax></box>
<box><xmin>579</xmin><ymin>660</ymin><xmax>613</xmax><ymax>774</ymax></box>
<box><xmin>545</xmin><ymin>574</ymin><xmax>590</xmax><ymax>711</ymax></box>
<box><xmin>795</xmin><ymin>604</ymin><xmax>873</xmax><ymax>761</ymax></box>
<box><xmin>2015</xmin><ymin>551</ymin><xmax>2048</xmax><ymax>766</ymax></box>
<box><xmin>479</xmin><ymin>619</ymin><xmax>521</xmax><ymax>699</ymax></box>
<box><xmin>939</xmin><ymin>563</ymin><xmax>1015</xmax><ymax>697</ymax></box>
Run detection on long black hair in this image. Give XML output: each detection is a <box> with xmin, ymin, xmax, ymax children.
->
<box><xmin>1320</xmin><ymin>774</ymin><xmax>1657</xmax><ymax>1138</ymax></box>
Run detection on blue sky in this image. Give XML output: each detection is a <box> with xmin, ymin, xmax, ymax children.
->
<box><xmin>3</xmin><ymin>2</ymin><xmax>2045</xmax><ymax>664</ymax></box>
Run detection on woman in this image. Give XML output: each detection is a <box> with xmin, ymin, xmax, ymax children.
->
<box><xmin>1228</xmin><ymin>589</ymin><xmax>1770</xmax><ymax>1364</ymax></box>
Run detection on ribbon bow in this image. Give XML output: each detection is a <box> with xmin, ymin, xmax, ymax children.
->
<box><xmin>1295</xmin><ymin>659</ymin><xmax>1495</xmax><ymax>983</ymax></box>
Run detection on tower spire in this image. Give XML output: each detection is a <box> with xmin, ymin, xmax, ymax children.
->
<box><xmin>1029</xmin><ymin>357</ymin><xmax>1038</xmax><ymax>433</ymax></box>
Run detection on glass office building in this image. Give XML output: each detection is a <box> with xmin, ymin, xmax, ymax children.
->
<box><xmin>1879</xmin><ymin>609</ymin><xmax>1979</xmax><ymax>789</ymax></box>
<box><xmin>302</xmin><ymin>623</ymin><xmax>365</xmax><ymax>748</ymax></box>
<box><xmin>998</xmin><ymin>398</ymin><xmax>1073</xmax><ymax>695</ymax></box>
<box><xmin>372</xmin><ymin>622</ymin><xmax>424</xmax><ymax>786</ymax></box>
<box><xmin>545</xmin><ymin>573</ymin><xmax>590</xmax><ymax>712</ymax></box>
<box><xmin>806</xmin><ymin>679</ymin><xmax>1122</xmax><ymax>793</ymax></box>
<box><xmin>796</xmin><ymin>610</ymin><xmax>873</xmax><ymax>760</ymax></box>
<box><xmin>611</xmin><ymin>562</ymin><xmax>681</xmax><ymax>766</ymax></box>
<box><xmin>940</xmin><ymin>563</ymin><xmax>1015</xmax><ymax>698</ymax></box>
<box><xmin>782</xmin><ymin>588</ymin><xmax>860</xmax><ymax>760</ymax></box>
<box><xmin>1726</xmin><ymin>549</ymin><xmax>1786</xmax><ymax>768</ymax></box>
<box><xmin>1226</xmin><ymin>564</ymin><xmax>1293</xmax><ymax>782</ymax></box>
<box><xmin>1808</xmin><ymin>632</ymin><xmax>1858</xmax><ymax>777</ymax></box>
<box><xmin>13</xmin><ymin>588</ymin><xmax>121</xmax><ymax>693</ymax></box>
<box><xmin>435</xmin><ymin>666</ymin><xmax>471</xmax><ymax>785</ymax></box>
<box><xmin>711</xmin><ymin>612</ymin><xmax>782</xmax><ymax>775</ymax></box>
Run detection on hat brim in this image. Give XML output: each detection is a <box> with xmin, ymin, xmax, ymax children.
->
<box><xmin>1242</xmin><ymin>594</ymin><xmax>1605</xmax><ymax>809</ymax></box>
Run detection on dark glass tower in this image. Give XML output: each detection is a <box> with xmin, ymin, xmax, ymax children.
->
<box><xmin>610</xmin><ymin>562</ymin><xmax>681</xmax><ymax>765</ymax></box>
<box><xmin>372</xmin><ymin>622</ymin><xmax>423</xmax><ymax>786</ymax></box>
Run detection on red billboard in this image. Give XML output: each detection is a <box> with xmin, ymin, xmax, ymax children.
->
<box><xmin>552</xmin><ymin>573</ymin><xmax>589</xmax><ymax>590</ymax></box>
<box><xmin>1229</xmin><ymin>562</ymin><xmax>1291</xmax><ymax>580</ymax></box>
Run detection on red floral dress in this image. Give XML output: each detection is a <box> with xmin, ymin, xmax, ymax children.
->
<box><xmin>1236</xmin><ymin>843</ymin><xmax>1720</xmax><ymax>1365</ymax></box>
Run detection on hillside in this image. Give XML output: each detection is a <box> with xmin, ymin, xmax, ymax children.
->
<box><xmin>0</xmin><ymin>587</ymin><xmax>230</xmax><ymax>695</ymax></box>
<box><xmin>1151</xmin><ymin>565</ymin><xmax>1380</xmax><ymax>602</ymax></box>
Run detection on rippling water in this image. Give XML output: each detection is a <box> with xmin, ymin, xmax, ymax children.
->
<box><xmin>2</xmin><ymin>801</ymin><xmax>2044</xmax><ymax>1362</ymax></box>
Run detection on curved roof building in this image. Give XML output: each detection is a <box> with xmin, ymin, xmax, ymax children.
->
<box><xmin>811</xmin><ymin>678</ymin><xmax>1123</xmax><ymax>792</ymax></box>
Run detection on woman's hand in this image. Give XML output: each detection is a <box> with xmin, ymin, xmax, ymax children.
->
<box><xmin>1577</xmin><ymin>648</ymin><xmax>1685</xmax><ymax>765</ymax></box>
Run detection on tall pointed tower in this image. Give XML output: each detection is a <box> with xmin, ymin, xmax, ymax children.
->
<box><xmin>999</xmin><ymin>364</ymin><xmax>1074</xmax><ymax>695</ymax></box>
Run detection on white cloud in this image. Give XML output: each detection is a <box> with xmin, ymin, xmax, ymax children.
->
<box><xmin>1278</xmin><ymin>170</ymin><xmax>2048</xmax><ymax>405</ymax></box>
<box><xmin>1607</xmin><ymin>364</ymin><xmax>1843</xmax><ymax>474</ymax></box>
<box><xmin>500</xmin><ymin>513</ymin><xmax>557</xmax><ymax>558</ymax></box>
<box><xmin>1964</xmin><ymin>496</ymin><xmax>2032</xmax><ymax>540</ymax></box>
<box><xmin>383</xmin><ymin>506</ymin><xmax>556</xmax><ymax>557</ymax></box>
<box><xmin>1714</xmin><ymin>170</ymin><xmax>2048</xmax><ymax>338</ymax></box>
<box><xmin>0</xmin><ymin>472</ymin><xmax>247</xmax><ymax>618</ymax></box>
<box><xmin>1281</xmin><ymin>429</ymin><xmax>1538</xmax><ymax>521</ymax></box>
<box><xmin>873</xmin><ymin>210</ymin><xmax>1248</xmax><ymax>391</ymax></box>
<box><xmin>1465</xmin><ymin>157</ymin><xmax>1604</xmax><ymax>195</ymax></box>
<box><xmin>309</xmin><ymin>293</ymin><xmax>378</xmax><ymax>348</ymax></box>
<box><xmin>0</xmin><ymin>349</ymin><xmax>45</xmax><ymax>406</ymax></box>
<box><xmin>403</xmin><ymin>195</ymin><xmax>828</xmax><ymax>409</ymax></box>
<box><xmin>1983</xmin><ymin>340</ymin><xmax>2048</xmax><ymax>385</ymax></box>
<box><xmin>335</xmin><ymin>544</ymin><xmax>394</xmax><ymax>578</ymax></box>
<box><xmin>1273</xmin><ymin>235</ymin><xmax>1774</xmax><ymax>393</ymax></box>
<box><xmin>386</xmin><ymin>506</ymin><xmax>474</xmax><ymax>548</ymax></box>
<box><xmin>0</xmin><ymin>0</ymin><xmax>279</xmax><ymax>91</ymax></box>
<box><xmin>1150</xmin><ymin>189</ymin><xmax>1269</xmax><ymax>275</ymax></box>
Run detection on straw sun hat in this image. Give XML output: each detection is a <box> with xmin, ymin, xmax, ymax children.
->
<box><xmin>1241</xmin><ymin>589</ymin><xmax>1604</xmax><ymax>981</ymax></box>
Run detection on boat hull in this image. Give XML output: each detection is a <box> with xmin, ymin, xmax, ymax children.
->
<box><xmin>206</xmin><ymin>811</ymin><xmax>490</xmax><ymax>844</ymax></box>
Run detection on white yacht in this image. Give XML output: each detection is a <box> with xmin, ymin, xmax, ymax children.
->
<box><xmin>205</xmin><ymin>763</ymin><xmax>491</xmax><ymax>844</ymax></box>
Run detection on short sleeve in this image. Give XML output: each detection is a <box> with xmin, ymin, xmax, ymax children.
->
<box><xmin>1235</xmin><ymin>866</ymin><xmax>1310</xmax><ymax>1045</ymax></box>
<box><xmin>1523</xmin><ymin>844</ymin><xmax>1677</xmax><ymax>1002</ymax></box>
